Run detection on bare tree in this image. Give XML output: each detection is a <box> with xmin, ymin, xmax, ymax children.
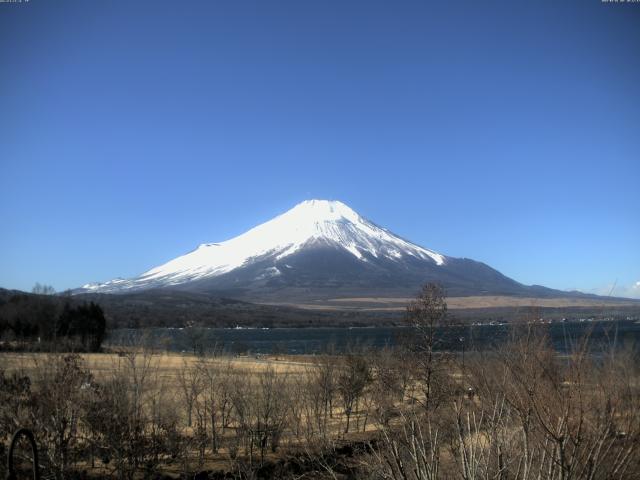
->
<box><xmin>32</xmin><ymin>283</ymin><xmax>56</xmax><ymax>295</ymax></box>
<box><xmin>84</xmin><ymin>350</ymin><xmax>175</xmax><ymax>480</ymax></box>
<box><xmin>310</xmin><ymin>355</ymin><xmax>337</xmax><ymax>436</ymax></box>
<box><xmin>197</xmin><ymin>357</ymin><xmax>233</xmax><ymax>454</ymax></box>
<box><xmin>177</xmin><ymin>359</ymin><xmax>202</xmax><ymax>428</ymax></box>
<box><xmin>453</xmin><ymin>325</ymin><xmax>640</xmax><ymax>480</ymax></box>
<box><xmin>30</xmin><ymin>354</ymin><xmax>93</xmax><ymax>479</ymax></box>
<box><xmin>406</xmin><ymin>283</ymin><xmax>449</xmax><ymax>412</ymax></box>
<box><xmin>231</xmin><ymin>366</ymin><xmax>290</xmax><ymax>466</ymax></box>
<box><xmin>337</xmin><ymin>353</ymin><xmax>371</xmax><ymax>434</ymax></box>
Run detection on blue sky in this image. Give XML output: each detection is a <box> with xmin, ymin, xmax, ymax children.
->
<box><xmin>1</xmin><ymin>0</ymin><xmax>638</xmax><ymax>297</ymax></box>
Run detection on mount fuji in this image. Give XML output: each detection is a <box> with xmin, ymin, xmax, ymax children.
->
<box><xmin>76</xmin><ymin>200</ymin><xmax>571</xmax><ymax>302</ymax></box>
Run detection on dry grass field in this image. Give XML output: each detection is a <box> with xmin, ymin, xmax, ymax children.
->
<box><xmin>2</xmin><ymin>319</ymin><xmax>640</xmax><ymax>479</ymax></box>
<box><xmin>0</xmin><ymin>351</ymin><xmax>313</xmax><ymax>379</ymax></box>
<box><xmin>1</xmin><ymin>349</ymin><xmax>381</xmax><ymax>478</ymax></box>
<box><xmin>274</xmin><ymin>295</ymin><xmax>640</xmax><ymax>311</ymax></box>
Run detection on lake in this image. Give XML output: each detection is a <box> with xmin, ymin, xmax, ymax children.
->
<box><xmin>107</xmin><ymin>319</ymin><xmax>640</xmax><ymax>355</ymax></box>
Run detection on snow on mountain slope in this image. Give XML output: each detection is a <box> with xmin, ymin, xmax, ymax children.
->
<box><xmin>80</xmin><ymin>200</ymin><xmax>446</xmax><ymax>293</ymax></box>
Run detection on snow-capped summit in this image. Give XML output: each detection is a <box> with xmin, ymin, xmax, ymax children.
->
<box><xmin>78</xmin><ymin>199</ymin><xmax>529</xmax><ymax>300</ymax></box>
<box><xmin>81</xmin><ymin>200</ymin><xmax>446</xmax><ymax>293</ymax></box>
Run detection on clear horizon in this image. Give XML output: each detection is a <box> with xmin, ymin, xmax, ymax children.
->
<box><xmin>1</xmin><ymin>1</ymin><xmax>638</xmax><ymax>298</ymax></box>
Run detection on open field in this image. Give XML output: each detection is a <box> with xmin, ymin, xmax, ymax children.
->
<box><xmin>274</xmin><ymin>295</ymin><xmax>640</xmax><ymax>311</ymax></box>
<box><xmin>2</xmin><ymin>330</ymin><xmax>640</xmax><ymax>479</ymax></box>
<box><xmin>0</xmin><ymin>351</ymin><xmax>313</xmax><ymax>378</ymax></box>
<box><xmin>1</xmin><ymin>351</ymin><xmax>378</xmax><ymax>477</ymax></box>
<box><xmin>1</xmin><ymin>349</ymin><xmax>383</xmax><ymax>478</ymax></box>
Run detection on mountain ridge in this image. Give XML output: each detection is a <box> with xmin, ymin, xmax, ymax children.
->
<box><xmin>74</xmin><ymin>200</ymin><xmax>611</xmax><ymax>303</ymax></box>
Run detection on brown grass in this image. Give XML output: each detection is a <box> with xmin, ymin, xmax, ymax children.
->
<box><xmin>271</xmin><ymin>295</ymin><xmax>640</xmax><ymax>311</ymax></box>
<box><xmin>0</xmin><ymin>351</ymin><xmax>313</xmax><ymax>383</ymax></box>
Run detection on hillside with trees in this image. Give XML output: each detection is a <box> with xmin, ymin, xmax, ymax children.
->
<box><xmin>0</xmin><ymin>287</ymin><xmax>106</xmax><ymax>352</ymax></box>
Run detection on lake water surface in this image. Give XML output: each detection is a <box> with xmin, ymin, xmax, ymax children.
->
<box><xmin>108</xmin><ymin>319</ymin><xmax>640</xmax><ymax>355</ymax></box>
